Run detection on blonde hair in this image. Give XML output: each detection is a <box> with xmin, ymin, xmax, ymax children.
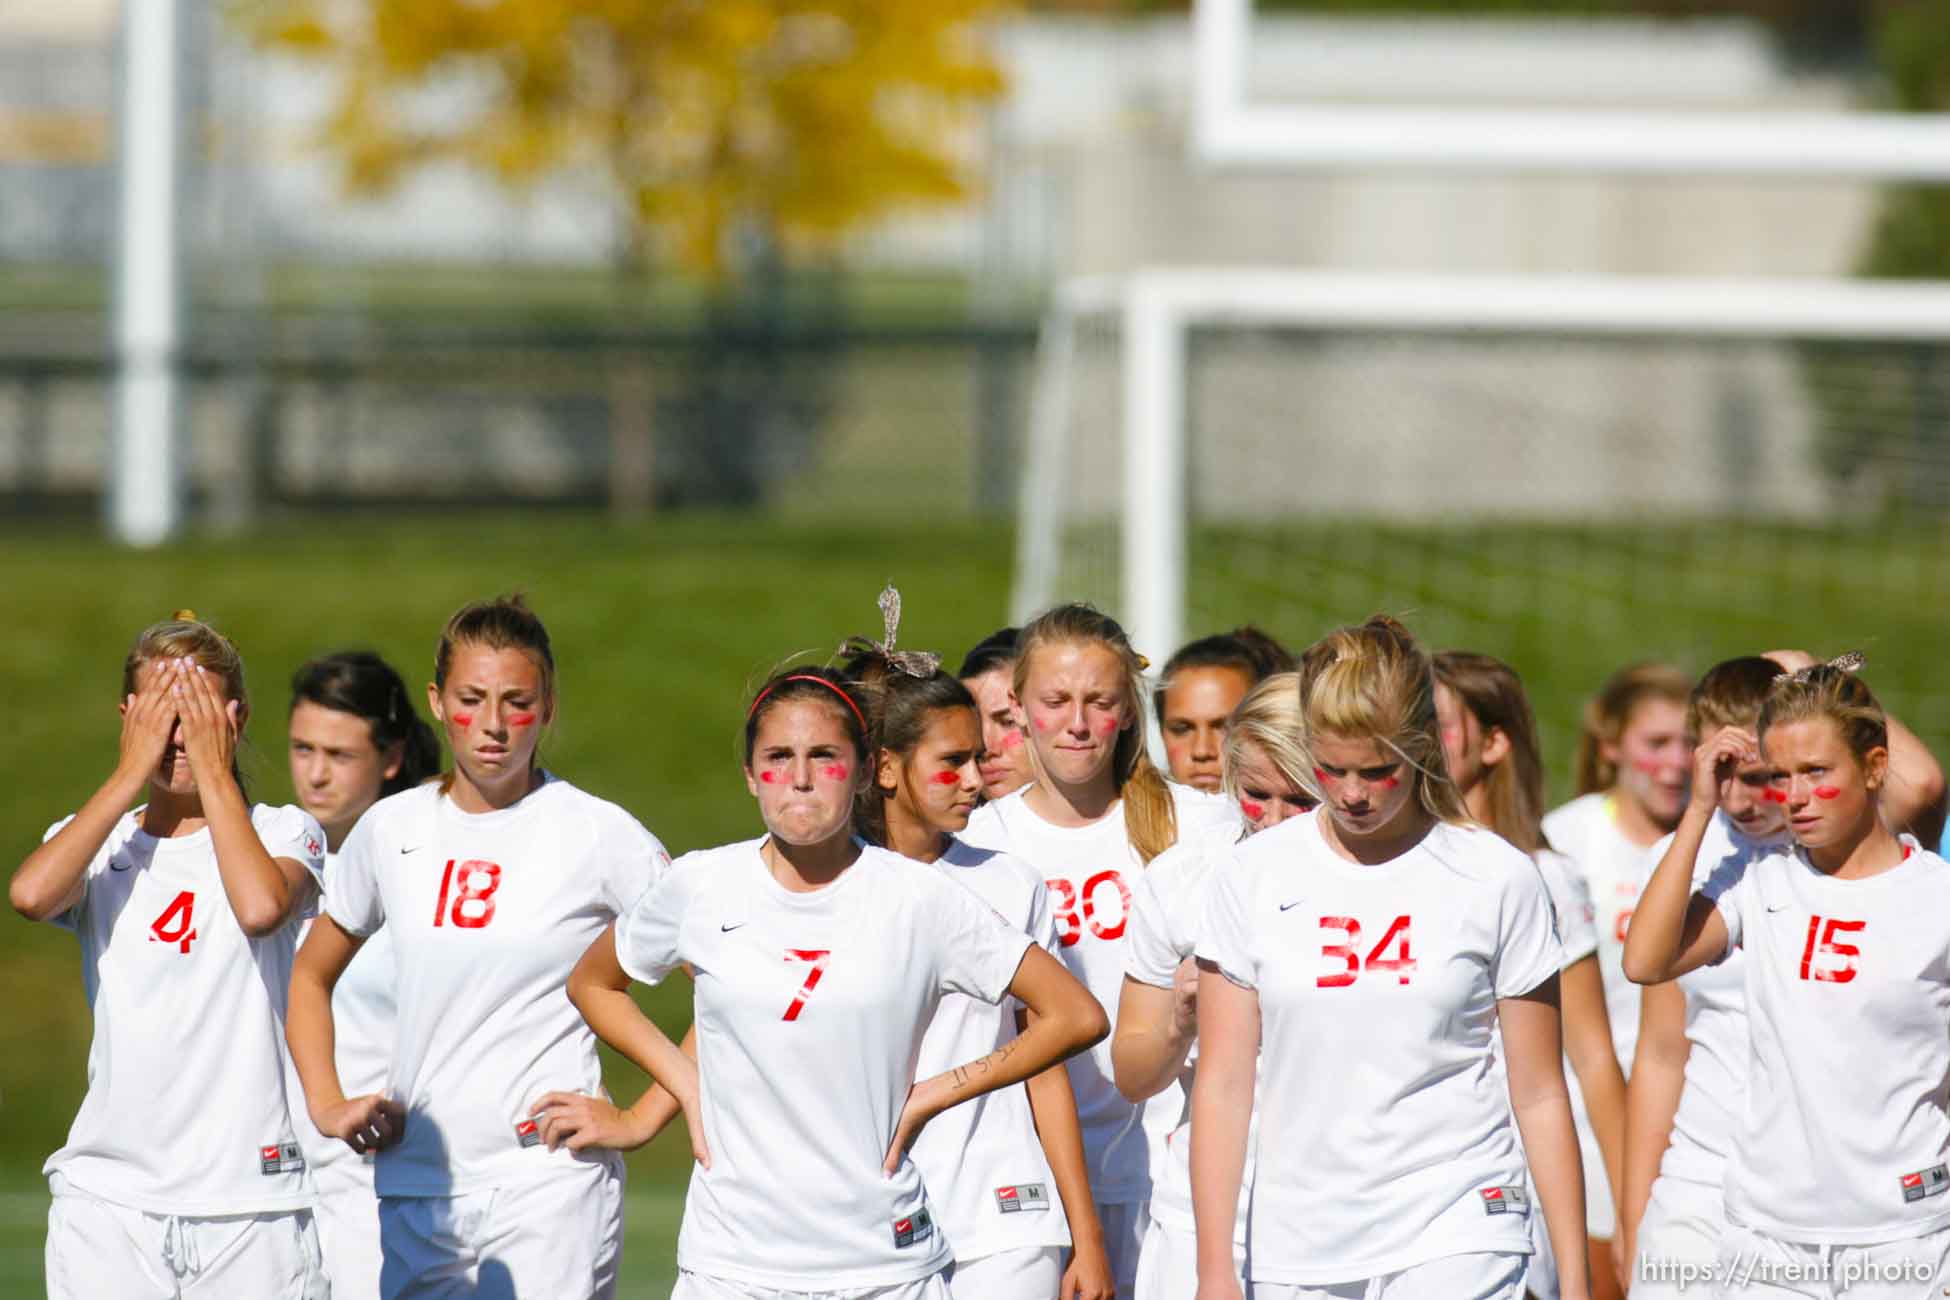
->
<box><xmin>122</xmin><ymin>609</ymin><xmax>248</xmax><ymax>790</ymax></box>
<box><xmin>1757</xmin><ymin>659</ymin><xmax>1887</xmax><ymax>772</ymax></box>
<box><xmin>1298</xmin><ymin>615</ymin><xmax>1469</xmax><ymax>825</ymax></box>
<box><xmin>1431</xmin><ymin>651</ymin><xmax>1545</xmax><ymax>853</ymax></box>
<box><xmin>1014</xmin><ymin>603</ymin><xmax>1178</xmax><ymax>864</ymax></box>
<box><xmin>1220</xmin><ymin>671</ymin><xmax>1313</xmax><ymax>802</ymax></box>
<box><xmin>1573</xmin><ymin>662</ymin><xmax>1692</xmax><ymax>795</ymax></box>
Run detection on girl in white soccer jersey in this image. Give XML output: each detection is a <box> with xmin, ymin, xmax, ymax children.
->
<box><xmin>10</xmin><ymin>613</ymin><xmax>330</xmax><ymax>1300</ymax></box>
<box><xmin>841</xmin><ymin>600</ymin><xmax>1115</xmax><ymax>1300</ymax></box>
<box><xmin>1153</xmin><ymin>627</ymin><xmax>1295</xmax><ymax>793</ymax></box>
<box><xmin>287</xmin><ymin>596</ymin><xmax>671</xmax><ymax>1300</ymax></box>
<box><xmin>1543</xmin><ymin>661</ymin><xmax>1690</xmax><ymax>1295</ymax></box>
<box><xmin>959</xmin><ymin>627</ymin><xmax>1035</xmax><ymax>803</ymax></box>
<box><xmin>1432</xmin><ymin>651</ymin><xmax>1628</xmax><ymax>1300</ymax></box>
<box><xmin>1625</xmin><ymin>660</ymin><xmax>1950</xmax><ymax>1298</ymax></box>
<box><xmin>563</xmin><ymin>665</ymin><xmax>1109</xmax><ymax>1300</ymax></box>
<box><xmin>286</xmin><ymin>650</ymin><xmax>441</xmax><ymax>1299</ymax></box>
<box><xmin>1621</xmin><ymin>654</ymin><xmax>1950</xmax><ymax>1295</ymax></box>
<box><xmin>960</xmin><ymin>602</ymin><xmax>1242</xmax><ymax>1297</ymax></box>
<box><xmin>1192</xmin><ymin>616</ymin><xmax>1590</xmax><ymax>1300</ymax></box>
<box><xmin>1113</xmin><ymin>671</ymin><xmax>1317</xmax><ymax>1300</ymax></box>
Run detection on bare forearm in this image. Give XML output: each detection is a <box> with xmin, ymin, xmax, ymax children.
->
<box><xmin>1189</xmin><ymin>1063</ymin><xmax>1252</xmax><ymax>1277</ymax></box>
<box><xmin>1884</xmin><ymin>715</ymin><xmax>1947</xmax><ymax>844</ymax></box>
<box><xmin>1024</xmin><ymin>1044</ymin><xmax>1105</xmax><ymax>1250</ymax></box>
<box><xmin>1112</xmin><ymin>981</ymin><xmax>1194</xmax><ymax>1102</ymax></box>
<box><xmin>202</xmin><ymin>777</ymin><xmax>301</xmax><ymax>935</ymax></box>
<box><xmin>1619</xmin><ymin>1057</ymin><xmax>1682</xmax><ymax>1249</ymax></box>
<box><xmin>10</xmin><ymin>770</ymin><xmax>145</xmax><ymax>920</ymax></box>
<box><xmin>287</xmin><ymin>968</ymin><xmax>347</xmax><ymax>1130</ymax></box>
<box><xmin>1621</xmin><ymin>801</ymin><xmax>1715</xmax><ymax>984</ymax></box>
<box><xmin>1513</xmin><ymin>1090</ymin><xmax>1590</xmax><ymax>1297</ymax></box>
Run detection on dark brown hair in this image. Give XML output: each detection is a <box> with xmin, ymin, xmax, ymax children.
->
<box><xmin>743</xmin><ymin>667</ymin><xmax>871</xmax><ymax>766</ymax></box>
<box><xmin>1153</xmin><ymin>626</ymin><xmax>1296</xmax><ymax>725</ymax></box>
<box><xmin>1432</xmin><ymin>650</ymin><xmax>1546</xmax><ymax>853</ymax></box>
<box><xmin>1688</xmin><ymin>656</ymin><xmax>1785</xmax><ymax>739</ymax></box>
<box><xmin>842</xmin><ymin>646</ymin><xmax>976</xmax><ymax>847</ymax></box>
<box><xmin>1573</xmin><ymin>662</ymin><xmax>1692</xmax><ymax>795</ymax></box>
<box><xmin>290</xmin><ymin>650</ymin><xmax>441</xmax><ymax>797</ymax></box>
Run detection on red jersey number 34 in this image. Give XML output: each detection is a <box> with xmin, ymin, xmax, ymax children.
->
<box><xmin>1317</xmin><ymin>915</ymin><xmax>1416</xmax><ymax>988</ymax></box>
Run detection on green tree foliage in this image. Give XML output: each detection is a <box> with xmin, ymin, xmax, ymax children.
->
<box><xmin>237</xmin><ymin>0</ymin><xmax>1010</xmax><ymax>275</ymax></box>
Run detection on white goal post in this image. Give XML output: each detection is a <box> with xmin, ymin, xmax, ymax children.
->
<box><xmin>1009</xmin><ymin>269</ymin><xmax>1950</xmax><ymax>666</ymax></box>
<box><xmin>1194</xmin><ymin>0</ymin><xmax>1950</xmax><ymax>175</ymax></box>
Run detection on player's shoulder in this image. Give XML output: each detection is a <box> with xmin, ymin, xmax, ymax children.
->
<box><xmin>1541</xmin><ymin>791</ymin><xmax>1606</xmax><ymax>847</ymax></box>
<box><xmin>960</xmin><ymin>789</ymin><xmax>1027</xmax><ymax>850</ymax></box>
<box><xmin>1144</xmin><ymin>831</ymin><xmax>1235</xmax><ymax>892</ymax></box>
<box><xmin>249</xmin><ymin>802</ymin><xmax>327</xmax><ymax>861</ymax></box>
<box><xmin>548</xmin><ymin>778</ymin><xmax>663</xmax><ymax>848</ymax></box>
<box><xmin>1169</xmin><ymin>781</ymin><xmax>1245</xmax><ymax>838</ymax></box>
<box><xmin>354</xmin><ymin>782</ymin><xmax>439</xmax><ymax>838</ymax></box>
<box><xmin>1419</xmin><ymin>820</ymin><xmax>1545</xmax><ymax>892</ymax></box>
<box><xmin>939</xmin><ymin>836</ymin><xmax>1041</xmax><ymax>888</ymax></box>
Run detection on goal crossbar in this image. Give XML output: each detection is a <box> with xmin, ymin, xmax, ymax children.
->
<box><xmin>1011</xmin><ymin>269</ymin><xmax>1950</xmax><ymax>665</ymax></box>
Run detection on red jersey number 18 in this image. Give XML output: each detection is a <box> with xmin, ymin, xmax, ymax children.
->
<box><xmin>432</xmin><ymin>859</ymin><xmax>502</xmax><ymax>929</ymax></box>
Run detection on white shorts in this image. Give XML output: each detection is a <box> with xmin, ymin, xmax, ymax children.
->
<box><xmin>1134</xmin><ymin>1217</ymin><xmax>1245</xmax><ymax>1300</ymax></box>
<box><xmin>948</xmin><ymin>1245</ymin><xmax>1064</xmax><ymax>1298</ymax></box>
<box><xmin>379</xmin><ymin>1157</ymin><xmax>624</xmax><ymax>1300</ymax></box>
<box><xmin>1249</xmin><ymin>1251</ymin><xmax>1528</xmax><ymax>1300</ymax></box>
<box><xmin>1098</xmin><ymin>1199</ymin><xmax>1148</xmax><ymax>1298</ymax></box>
<box><xmin>45</xmin><ymin>1175</ymin><xmax>326</xmax><ymax>1300</ymax></box>
<box><xmin>671</xmin><ymin>1269</ymin><xmax>954</xmax><ymax>1300</ymax></box>
<box><xmin>1629</xmin><ymin>1176</ymin><xmax>1723</xmax><ymax>1300</ymax></box>
<box><xmin>1710</xmin><ymin>1223</ymin><xmax>1950</xmax><ymax>1300</ymax></box>
<box><xmin>313</xmin><ymin>1151</ymin><xmax>383</xmax><ymax>1300</ymax></box>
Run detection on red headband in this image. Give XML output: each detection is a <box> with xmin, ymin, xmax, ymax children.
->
<box><xmin>747</xmin><ymin>674</ymin><xmax>866</xmax><ymax>732</ymax></box>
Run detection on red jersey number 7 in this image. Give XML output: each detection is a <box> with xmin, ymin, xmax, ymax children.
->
<box><xmin>783</xmin><ymin>949</ymin><xmax>832</xmax><ymax>1021</ymax></box>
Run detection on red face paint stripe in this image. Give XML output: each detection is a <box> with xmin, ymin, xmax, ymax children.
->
<box><xmin>1238</xmin><ymin>800</ymin><xmax>1265</xmax><ymax>821</ymax></box>
<box><xmin>758</xmin><ymin>770</ymin><xmax>782</xmax><ymax>784</ymax></box>
<box><xmin>1379</xmin><ymin>776</ymin><xmax>1401</xmax><ymax>790</ymax></box>
<box><xmin>1763</xmin><ymin>789</ymin><xmax>1789</xmax><ymax>804</ymax></box>
<box><xmin>506</xmin><ymin>711</ymin><xmax>538</xmax><ymax>727</ymax></box>
<box><xmin>929</xmin><ymin>770</ymin><xmax>961</xmax><ymax>786</ymax></box>
<box><xmin>821</xmin><ymin>764</ymin><xmax>850</xmax><ymax>781</ymax></box>
<box><xmin>450</xmin><ymin>713</ymin><xmax>474</xmax><ymax>727</ymax></box>
<box><xmin>1813</xmin><ymin>786</ymin><xmax>1842</xmax><ymax>800</ymax></box>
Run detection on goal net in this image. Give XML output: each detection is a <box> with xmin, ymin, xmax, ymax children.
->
<box><xmin>1012</xmin><ymin>270</ymin><xmax>1950</xmax><ymax>783</ymax></box>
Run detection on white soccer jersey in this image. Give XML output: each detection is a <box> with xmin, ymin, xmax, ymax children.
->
<box><xmin>297</xmin><ymin>853</ymin><xmax>394</xmax><ymax>1182</ymax></box>
<box><xmin>911</xmin><ymin>838</ymin><xmax>1070</xmax><ymax>1264</ymax></box>
<box><xmin>1543</xmin><ymin>793</ymin><xmax>1656</xmax><ymax>1070</ymax></box>
<box><xmin>42</xmin><ymin>803</ymin><xmax>326</xmax><ymax>1215</ymax></box>
<box><xmin>325</xmin><ymin>775</ymin><xmax>667</xmax><ymax>1197</ymax></box>
<box><xmin>1706</xmin><ymin>835</ymin><xmax>1950</xmax><ymax>1244</ymax></box>
<box><xmin>1646</xmin><ymin>812</ymin><xmax>1778</xmax><ymax>1191</ymax></box>
<box><xmin>615</xmin><ymin>839</ymin><xmax>1034</xmax><ymax>1290</ymax></box>
<box><xmin>1122</xmin><ymin>835</ymin><xmax>1253</xmax><ymax>1245</ymax></box>
<box><xmin>1198</xmin><ymin>811</ymin><xmax>1561</xmax><ymax>1284</ymax></box>
<box><xmin>962</xmin><ymin>783</ymin><xmax>1241</xmax><ymax>1203</ymax></box>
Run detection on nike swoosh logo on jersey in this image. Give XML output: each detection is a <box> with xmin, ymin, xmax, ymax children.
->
<box><xmin>720</xmin><ymin>922</ymin><xmax>747</xmax><ymax>932</ymax></box>
<box><xmin>1278</xmin><ymin>899</ymin><xmax>1304</xmax><ymax>912</ymax></box>
<box><xmin>110</xmin><ymin>861</ymin><xmax>133</xmax><ymax>872</ymax></box>
<box><xmin>399</xmin><ymin>845</ymin><xmax>421</xmax><ymax>855</ymax></box>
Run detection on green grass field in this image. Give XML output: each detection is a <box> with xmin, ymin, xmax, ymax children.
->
<box><xmin>6</xmin><ymin>508</ymin><xmax>1950</xmax><ymax>1296</ymax></box>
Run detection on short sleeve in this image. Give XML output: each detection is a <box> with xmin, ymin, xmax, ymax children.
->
<box><xmin>593</xmin><ymin>805</ymin><xmax>672</xmax><ymax>918</ymax></box>
<box><xmin>1700</xmin><ymin>855</ymin><xmax>1749</xmax><ymax>957</ymax></box>
<box><xmin>1124</xmin><ymin>866</ymin><xmax>1180</xmax><ymax>988</ymax></box>
<box><xmin>1025</xmin><ymin>874</ymin><xmax>1058</xmax><ymax>955</ymax></box>
<box><xmin>1195</xmin><ymin>850</ymin><xmax>1257</xmax><ymax>990</ymax></box>
<box><xmin>1492</xmin><ymin>857</ymin><xmax>1563</xmax><ymax>1000</ymax></box>
<box><xmin>325</xmin><ymin>812</ymin><xmax>385</xmax><ymax>938</ymax></box>
<box><xmin>253</xmin><ymin>804</ymin><xmax>327</xmax><ymax>890</ymax></box>
<box><xmin>616</xmin><ymin>859</ymin><xmax>697</xmax><ymax>987</ymax></box>
<box><xmin>1536</xmin><ymin>851</ymin><xmax>1598</xmax><ymax>967</ymax></box>
<box><xmin>933</xmin><ymin>876</ymin><xmax>1034</xmax><ymax>1005</ymax></box>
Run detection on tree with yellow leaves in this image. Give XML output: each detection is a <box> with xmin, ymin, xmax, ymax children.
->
<box><xmin>239</xmin><ymin>0</ymin><xmax>1010</xmax><ymax>276</ymax></box>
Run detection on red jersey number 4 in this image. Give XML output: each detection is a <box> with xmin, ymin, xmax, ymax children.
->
<box><xmin>149</xmin><ymin>889</ymin><xmax>198</xmax><ymax>954</ymax></box>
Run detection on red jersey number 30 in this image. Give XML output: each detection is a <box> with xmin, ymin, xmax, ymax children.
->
<box><xmin>1048</xmin><ymin>870</ymin><xmax>1131</xmax><ymax>947</ymax></box>
<box><xmin>432</xmin><ymin>859</ymin><xmax>502</xmax><ymax>929</ymax></box>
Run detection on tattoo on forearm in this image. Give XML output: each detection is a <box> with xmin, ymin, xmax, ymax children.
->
<box><xmin>950</xmin><ymin>1036</ymin><xmax>1021</xmax><ymax>1094</ymax></box>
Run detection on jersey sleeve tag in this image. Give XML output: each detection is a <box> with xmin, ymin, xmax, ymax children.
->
<box><xmin>892</xmin><ymin>1207</ymin><xmax>935</xmax><ymax>1248</ymax></box>
<box><xmin>514</xmin><ymin>1119</ymin><xmax>542</xmax><ymax>1149</ymax></box>
<box><xmin>259</xmin><ymin>1142</ymin><xmax>306</xmax><ymax>1175</ymax></box>
<box><xmin>995</xmin><ymin>1183</ymin><xmax>1050</xmax><ymax>1214</ymax></box>
<box><xmin>1900</xmin><ymin>1164</ymin><xmax>1949</xmax><ymax>1203</ymax></box>
<box><xmin>1478</xmin><ymin>1185</ymin><xmax>1529</xmax><ymax>1216</ymax></box>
